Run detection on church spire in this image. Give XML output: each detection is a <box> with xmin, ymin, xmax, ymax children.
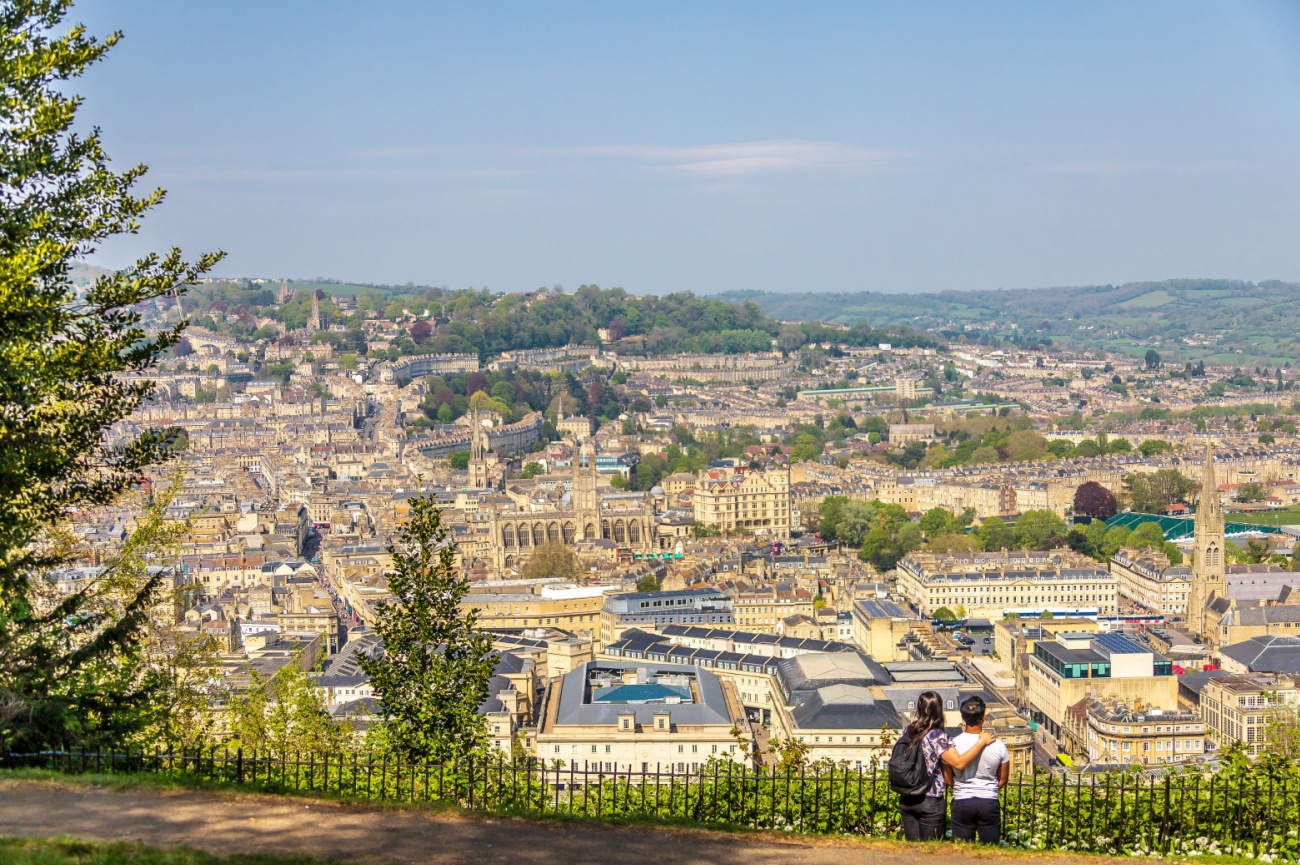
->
<box><xmin>467</xmin><ymin>409</ymin><xmax>491</xmax><ymax>489</ymax></box>
<box><xmin>1195</xmin><ymin>439</ymin><xmax>1223</xmax><ymax>530</ymax></box>
<box><xmin>1188</xmin><ymin>439</ymin><xmax>1226</xmax><ymax>642</ymax></box>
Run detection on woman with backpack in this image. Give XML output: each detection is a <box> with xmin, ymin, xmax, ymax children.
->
<box><xmin>889</xmin><ymin>690</ymin><xmax>997</xmax><ymax>841</ymax></box>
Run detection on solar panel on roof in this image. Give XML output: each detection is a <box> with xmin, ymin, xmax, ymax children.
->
<box><xmin>1095</xmin><ymin>633</ymin><xmax>1144</xmax><ymax>654</ymax></box>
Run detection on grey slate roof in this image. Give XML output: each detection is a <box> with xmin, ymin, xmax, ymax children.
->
<box><xmin>553</xmin><ymin>662</ymin><xmax>732</xmax><ymax>727</ymax></box>
<box><xmin>775</xmin><ymin>652</ymin><xmax>891</xmax><ymax>695</ymax></box>
<box><xmin>789</xmin><ymin>685</ymin><xmax>902</xmax><ymax>730</ymax></box>
<box><xmin>1219</xmin><ymin>634</ymin><xmax>1300</xmax><ymax>674</ymax></box>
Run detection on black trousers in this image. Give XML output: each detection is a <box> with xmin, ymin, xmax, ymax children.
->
<box><xmin>951</xmin><ymin>796</ymin><xmax>1001</xmax><ymax>844</ymax></box>
<box><xmin>899</xmin><ymin>794</ymin><xmax>946</xmax><ymax>841</ymax></box>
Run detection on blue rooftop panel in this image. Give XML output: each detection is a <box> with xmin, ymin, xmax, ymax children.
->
<box><xmin>593</xmin><ymin>683</ymin><xmax>690</xmax><ymax>703</ymax></box>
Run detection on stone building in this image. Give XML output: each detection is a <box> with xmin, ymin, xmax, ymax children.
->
<box><xmin>896</xmin><ymin>549</ymin><xmax>1118</xmax><ymax>619</ymax></box>
<box><xmin>1083</xmin><ymin>700</ymin><xmax>1207</xmax><ymax>766</ymax></box>
<box><xmin>484</xmin><ymin>442</ymin><xmax>658</xmax><ymax>573</ymax></box>
<box><xmin>692</xmin><ymin>467</ymin><xmax>793</xmax><ymax>538</ymax></box>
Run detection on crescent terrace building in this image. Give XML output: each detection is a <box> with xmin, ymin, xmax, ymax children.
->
<box><xmin>895</xmin><ymin>549</ymin><xmax>1118</xmax><ymax>619</ymax></box>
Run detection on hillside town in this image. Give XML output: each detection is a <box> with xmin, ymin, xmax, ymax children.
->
<box><xmin>54</xmin><ymin>282</ymin><xmax>1300</xmax><ymax>776</ymax></box>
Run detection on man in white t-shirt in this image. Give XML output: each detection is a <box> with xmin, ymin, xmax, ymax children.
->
<box><xmin>942</xmin><ymin>694</ymin><xmax>1010</xmax><ymax>843</ymax></box>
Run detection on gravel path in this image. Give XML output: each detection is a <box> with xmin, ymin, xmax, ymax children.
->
<box><xmin>0</xmin><ymin>780</ymin><xmax>1083</xmax><ymax>865</ymax></box>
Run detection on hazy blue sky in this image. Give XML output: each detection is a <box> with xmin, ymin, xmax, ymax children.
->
<box><xmin>75</xmin><ymin>1</ymin><xmax>1300</xmax><ymax>294</ymax></box>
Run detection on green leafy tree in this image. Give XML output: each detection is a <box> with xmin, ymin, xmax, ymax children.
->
<box><xmin>448</xmin><ymin>450</ymin><xmax>471</xmax><ymax>470</ymax></box>
<box><xmin>1242</xmin><ymin>538</ymin><xmax>1274</xmax><ymax>565</ymax></box>
<box><xmin>1128</xmin><ymin>521</ymin><xmax>1166</xmax><ymax>550</ymax></box>
<box><xmin>933</xmin><ymin>606</ymin><xmax>958</xmax><ymax>623</ymax></box>
<box><xmin>1005</xmin><ymin>429</ymin><xmax>1047</xmax><ymax>462</ymax></box>
<box><xmin>521</xmin><ymin>461</ymin><xmax>544</xmax><ymax>479</ymax></box>
<box><xmin>1128</xmin><ymin>469</ymin><xmax>1195</xmax><ymax>514</ymax></box>
<box><xmin>0</xmin><ymin>2</ymin><xmax>221</xmax><ymax>749</ymax></box>
<box><xmin>361</xmin><ymin>496</ymin><xmax>496</xmax><ymax>763</ymax></box>
<box><xmin>1103</xmin><ymin>525</ymin><xmax>1132</xmax><ymax>558</ymax></box>
<box><xmin>1014</xmin><ymin>509</ymin><xmax>1067</xmax><ymax>550</ymax></box>
<box><xmin>635</xmin><ymin>575</ymin><xmax>660</xmax><ymax>593</ymax></box>
<box><xmin>836</xmin><ymin>500</ymin><xmax>878</xmax><ymax>547</ymax></box>
<box><xmin>227</xmin><ymin>659</ymin><xmax>350</xmax><ymax>758</ymax></box>
<box><xmin>817</xmin><ymin>496</ymin><xmax>849</xmax><ymax>539</ymax></box>
<box><xmin>918</xmin><ymin>506</ymin><xmax>960</xmax><ymax>538</ymax></box>
<box><xmin>1237</xmin><ymin>482</ymin><xmax>1267</xmax><ymax>503</ymax></box>
<box><xmin>1138</xmin><ymin>439</ymin><xmax>1173</xmax><ymax>457</ymax></box>
<box><xmin>975</xmin><ymin>516</ymin><xmax>1014</xmax><ymax>552</ymax></box>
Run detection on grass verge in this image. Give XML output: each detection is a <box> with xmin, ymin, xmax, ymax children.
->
<box><xmin>0</xmin><ymin>837</ymin><xmax>331</xmax><ymax>865</ymax></box>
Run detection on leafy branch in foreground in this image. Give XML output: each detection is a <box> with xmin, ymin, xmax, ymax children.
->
<box><xmin>0</xmin><ymin>0</ymin><xmax>222</xmax><ymax>748</ymax></box>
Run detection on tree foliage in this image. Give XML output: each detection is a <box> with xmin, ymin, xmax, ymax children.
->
<box><xmin>1073</xmin><ymin>481</ymin><xmax>1118</xmax><ymax>521</ymax></box>
<box><xmin>227</xmin><ymin>659</ymin><xmax>350</xmax><ymax>758</ymax></box>
<box><xmin>1012</xmin><ymin>509</ymin><xmax>1068</xmax><ymax>551</ymax></box>
<box><xmin>0</xmin><ymin>1</ymin><xmax>220</xmax><ymax>749</ymax></box>
<box><xmin>1128</xmin><ymin>469</ymin><xmax>1196</xmax><ymax>514</ymax></box>
<box><xmin>521</xmin><ymin>542</ymin><xmax>583</xmax><ymax>581</ymax></box>
<box><xmin>361</xmin><ymin>496</ymin><xmax>496</xmax><ymax>763</ymax></box>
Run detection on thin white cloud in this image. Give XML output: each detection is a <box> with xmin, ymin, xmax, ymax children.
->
<box><xmin>577</xmin><ymin>139</ymin><xmax>905</xmax><ymax>176</ymax></box>
<box><xmin>154</xmin><ymin>139</ymin><xmax>906</xmax><ymax>186</ymax></box>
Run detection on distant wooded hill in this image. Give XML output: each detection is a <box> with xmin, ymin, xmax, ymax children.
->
<box><xmin>718</xmin><ymin>279</ymin><xmax>1300</xmax><ymax>367</ymax></box>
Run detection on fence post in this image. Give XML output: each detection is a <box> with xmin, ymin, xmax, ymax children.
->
<box><xmin>237</xmin><ymin>747</ymin><xmax>244</xmax><ymax>785</ymax></box>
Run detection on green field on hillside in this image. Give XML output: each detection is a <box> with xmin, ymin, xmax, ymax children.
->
<box><xmin>724</xmin><ymin>279</ymin><xmax>1300</xmax><ymax>366</ymax></box>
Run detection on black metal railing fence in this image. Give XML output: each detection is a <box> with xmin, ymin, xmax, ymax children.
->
<box><xmin>5</xmin><ymin>748</ymin><xmax>1297</xmax><ymax>859</ymax></box>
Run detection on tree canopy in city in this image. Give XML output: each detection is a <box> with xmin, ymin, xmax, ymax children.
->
<box><xmin>361</xmin><ymin>495</ymin><xmax>495</xmax><ymax>762</ymax></box>
<box><xmin>1073</xmin><ymin>481</ymin><xmax>1118</xmax><ymax>521</ymax></box>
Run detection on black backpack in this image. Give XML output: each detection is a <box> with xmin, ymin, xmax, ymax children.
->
<box><xmin>888</xmin><ymin>731</ymin><xmax>939</xmax><ymax>796</ymax></box>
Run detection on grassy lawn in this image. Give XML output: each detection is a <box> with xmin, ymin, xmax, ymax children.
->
<box><xmin>1226</xmin><ymin>507</ymin><xmax>1300</xmax><ymax>527</ymax></box>
<box><xmin>0</xmin><ymin>839</ymin><xmax>327</xmax><ymax>865</ymax></box>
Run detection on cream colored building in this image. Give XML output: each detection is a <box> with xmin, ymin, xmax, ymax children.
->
<box><xmin>993</xmin><ymin>617</ymin><xmax>1098</xmax><ymax>708</ymax></box>
<box><xmin>1199</xmin><ymin>673</ymin><xmax>1299</xmax><ymax>757</ymax></box>
<box><xmin>896</xmin><ymin>550</ymin><xmax>1118</xmax><ymax>619</ymax></box>
<box><xmin>533</xmin><ymin>661</ymin><xmax>748</xmax><ymax>773</ymax></box>
<box><xmin>460</xmin><ymin>586</ymin><xmax>612</xmax><ymax>637</ymax></box>
<box><xmin>1084</xmin><ymin>701</ymin><xmax>1206</xmax><ymax>765</ymax></box>
<box><xmin>1026</xmin><ymin>631</ymin><xmax>1179</xmax><ymax>738</ymax></box>
<box><xmin>888</xmin><ymin>423</ymin><xmax>935</xmax><ymax>445</ymax></box>
<box><xmin>693</xmin><ymin>468</ymin><xmax>792</xmax><ymax>538</ymax></box>
<box><xmin>1111</xmin><ymin>548</ymin><xmax>1192</xmax><ymax>617</ymax></box>
<box><xmin>734</xmin><ymin>585</ymin><xmax>814</xmax><ymax>634</ymax></box>
<box><xmin>851</xmin><ymin>598</ymin><xmax>923</xmax><ymax>663</ymax></box>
